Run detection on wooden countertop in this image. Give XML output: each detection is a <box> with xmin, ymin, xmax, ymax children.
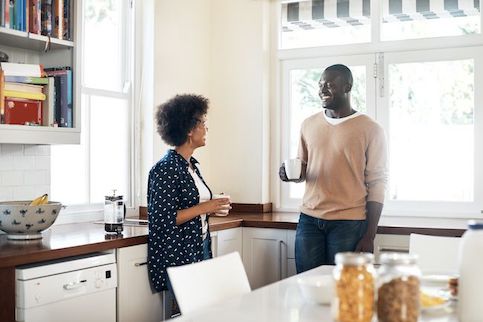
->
<box><xmin>0</xmin><ymin>212</ymin><xmax>467</xmax><ymax>268</ymax></box>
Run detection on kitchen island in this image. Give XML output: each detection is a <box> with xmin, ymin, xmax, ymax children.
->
<box><xmin>172</xmin><ymin>265</ymin><xmax>457</xmax><ymax>322</ymax></box>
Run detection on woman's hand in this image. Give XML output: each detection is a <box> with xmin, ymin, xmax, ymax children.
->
<box><xmin>200</xmin><ymin>198</ymin><xmax>232</xmax><ymax>215</ymax></box>
<box><xmin>176</xmin><ymin>198</ymin><xmax>232</xmax><ymax>225</ymax></box>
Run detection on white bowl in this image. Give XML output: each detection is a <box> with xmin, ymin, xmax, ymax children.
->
<box><xmin>297</xmin><ymin>275</ymin><xmax>334</xmax><ymax>305</ymax></box>
<box><xmin>0</xmin><ymin>201</ymin><xmax>63</xmax><ymax>240</ymax></box>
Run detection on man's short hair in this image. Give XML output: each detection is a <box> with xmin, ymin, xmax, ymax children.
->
<box><xmin>325</xmin><ymin>64</ymin><xmax>353</xmax><ymax>87</ymax></box>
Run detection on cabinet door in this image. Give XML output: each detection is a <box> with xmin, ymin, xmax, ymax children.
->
<box><xmin>373</xmin><ymin>234</ymin><xmax>410</xmax><ymax>264</ymax></box>
<box><xmin>242</xmin><ymin>228</ymin><xmax>288</xmax><ymax>289</ymax></box>
<box><xmin>286</xmin><ymin>229</ymin><xmax>297</xmax><ymax>277</ymax></box>
<box><xmin>117</xmin><ymin>244</ymin><xmax>163</xmax><ymax>322</ymax></box>
<box><xmin>217</xmin><ymin>228</ymin><xmax>243</xmax><ymax>257</ymax></box>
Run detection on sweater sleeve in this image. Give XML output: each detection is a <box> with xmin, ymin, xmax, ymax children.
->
<box><xmin>297</xmin><ymin>127</ymin><xmax>308</xmax><ymax>163</ymax></box>
<box><xmin>365</xmin><ymin>124</ymin><xmax>388</xmax><ymax>203</ymax></box>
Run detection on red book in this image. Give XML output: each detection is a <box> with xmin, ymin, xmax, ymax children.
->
<box><xmin>29</xmin><ymin>0</ymin><xmax>41</xmax><ymax>34</ymax></box>
<box><xmin>4</xmin><ymin>0</ymin><xmax>10</xmax><ymax>28</ymax></box>
<box><xmin>4</xmin><ymin>98</ymin><xmax>42</xmax><ymax>125</ymax></box>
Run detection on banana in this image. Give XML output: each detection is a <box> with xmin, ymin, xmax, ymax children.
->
<box><xmin>30</xmin><ymin>194</ymin><xmax>49</xmax><ymax>206</ymax></box>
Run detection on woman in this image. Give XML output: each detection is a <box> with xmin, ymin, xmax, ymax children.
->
<box><xmin>147</xmin><ymin>94</ymin><xmax>231</xmax><ymax>293</ymax></box>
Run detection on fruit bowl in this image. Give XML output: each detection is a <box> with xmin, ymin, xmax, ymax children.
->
<box><xmin>0</xmin><ymin>201</ymin><xmax>63</xmax><ymax>240</ymax></box>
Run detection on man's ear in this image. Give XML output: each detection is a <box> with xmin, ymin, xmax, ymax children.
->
<box><xmin>344</xmin><ymin>83</ymin><xmax>352</xmax><ymax>93</ymax></box>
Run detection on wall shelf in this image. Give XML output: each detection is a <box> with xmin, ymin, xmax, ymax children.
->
<box><xmin>0</xmin><ymin>27</ymin><xmax>74</xmax><ymax>52</ymax></box>
<box><xmin>0</xmin><ymin>125</ymin><xmax>80</xmax><ymax>144</ymax></box>
<box><xmin>0</xmin><ymin>0</ymin><xmax>80</xmax><ymax>145</ymax></box>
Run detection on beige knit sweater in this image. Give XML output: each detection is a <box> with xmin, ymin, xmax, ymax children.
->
<box><xmin>298</xmin><ymin>112</ymin><xmax>387</xmax><ymax>220</ymax></box>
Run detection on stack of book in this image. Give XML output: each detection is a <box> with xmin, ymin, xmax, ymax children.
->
<box><xmin>0</xmin><ymin>62</ymin><xmax>73</xmax><ymax>127</ymax></box>
<box><xmin>0</xmin><ymin>0</ymin><xmax>72</xmax><ymax>40</ymax></box>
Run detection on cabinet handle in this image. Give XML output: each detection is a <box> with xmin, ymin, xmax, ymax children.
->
<box><xmin>279</xmin><ymin>240</ymin><xmax>285</xmax><ymax>279</ymax></box>
<box><xmin>134</xmin><ymin>262</ymin><xmax>148</xmax><ymax>267</ymax></box>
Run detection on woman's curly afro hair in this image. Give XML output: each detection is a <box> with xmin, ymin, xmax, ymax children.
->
<box><xmin>156</xmin><ymin>94</ymin><xmax>209</xmax><ymax>147</ymax></box>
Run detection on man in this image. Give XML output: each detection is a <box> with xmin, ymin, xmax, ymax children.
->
<box><xmin>280</xmin><ymin>64</ymin><xmax>387</xmax><ymax>273</ymax></box>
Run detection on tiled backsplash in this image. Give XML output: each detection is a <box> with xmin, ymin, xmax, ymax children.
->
<box><xmin>0</xmin><ymin>144</ymin><xmax>51</xmax><ymax>201</ymax></box>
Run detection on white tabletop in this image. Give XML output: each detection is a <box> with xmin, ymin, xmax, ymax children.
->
<box><xmin>172</xmin><ymin>265</ymin><xmax>457</xmax><ymax>322</ymax></box>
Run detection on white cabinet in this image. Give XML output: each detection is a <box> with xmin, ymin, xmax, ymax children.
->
<box><xmin>286</xmin><ymin>229</ymin><xmax>297</xmax><ymax>277</ymax></box>
<box><xmin>373</xmin><ymin>234</ymin><xmax>410</xmax><ymax>264</ymax></box>
<box><xmin>211</xmin><ymin>227</ymin><xmax>242</xmax><ymax>258</ymax></box>
<box><xmin>0</xmin><ymin>1</ymin><xmax>81</xmax><ymax>144</ymax></box>
<box><xmin>116</xmin><ymin>244</ymin><xmax>163</xmax><ymax>322</ymax></box>
<box><xmin>242</xmin><ymin>227</ymin><xmax>291</xmax><ymax>289</ymax></box>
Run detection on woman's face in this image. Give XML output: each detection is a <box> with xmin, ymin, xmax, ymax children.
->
<box><xmin>189</xmin><ymin>114</ymin><xmax>208</xmax><ymax>148</ymax></box>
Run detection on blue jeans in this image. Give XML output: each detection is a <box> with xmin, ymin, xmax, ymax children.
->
<box><xmin>203</xmin><ymin>236</ymin><xmax>211</xmax><ymax>260</ymax></box>
<box><xmin>295</xmin><ymin>213</ymin><xmax>367</xmax><ymax>273</ymax></box>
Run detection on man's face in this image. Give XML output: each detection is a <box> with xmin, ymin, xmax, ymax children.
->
<box><xmin>318</xmin><ymin>70</ymin><xmax>349</xmax><ymax>110</ymax></box>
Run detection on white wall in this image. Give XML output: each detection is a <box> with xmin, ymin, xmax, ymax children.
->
<box><xmin>147</xmin><ymin>0</ymin><xmax>213</xmax><ymax>199</ymax></box>
<box><xmin>147</xmin><ymin>0</ymin><xmax>272</xmax><ymax>204</ymax></box>
<box><xmin>207</xmin><ymin>0</ymin><xmax>271</xmax><ymax>203</ymax></box>
<box><xmin>0</xmin><ymin>144</ymin><xmax>51</xmax><ymax>201</ymax></box>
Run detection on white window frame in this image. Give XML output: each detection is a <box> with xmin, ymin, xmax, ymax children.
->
<box><xmin>379</xmin><ymin>47</ymin><xmax>483</xmax><ymax>218</ymax></box>
<box><xmin>57</xmin><ymin>0</ymin><xmax>136</xmax><ymax>217</ymax></box>
<box><xmin>272</xmin><ymin>0</ymin><xmax>483</xmax><ymax>219</ymax></box>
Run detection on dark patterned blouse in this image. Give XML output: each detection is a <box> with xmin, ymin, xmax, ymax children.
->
<box><xmin>147</xmin><ymin>149</ymin><xmax>212</xmax><ymax>292</ymax></box>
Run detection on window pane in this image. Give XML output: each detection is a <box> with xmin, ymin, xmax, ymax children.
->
<box><xmin>381</xmin><ymin>1</ymin><xmax>480</xmax><ymax>41</ymax></box>
<box><xmin>388</xmin><ymin>60</ymin><xmax>474</xmax><ymax>202</ymax></box>
<box><xmin>51</xmin><ymin>95</ymin><xmax>89</xmax><ymax>205</ymax></box>
<box><xmin>288</xmin><ymin>65</ymin><xmax>367</xmax><ymax>198</ymax></box>
<box><xmin>83</xmin><ymin>0</ymin><xmax>124</xmax><ymax>91</ymax></box>
<box><xmin>89</xmin><ymin>96</ymin><xmax>130</xmax><ymax>203</ymax></box>
<box><xmin>280</xmin><ymin>0</ymin><xmax>371</xmax><ymax>49</ymax></box>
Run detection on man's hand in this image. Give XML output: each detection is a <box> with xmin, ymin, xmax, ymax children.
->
<box><xmin>279</xmin><ymin>163</ymin><xmax>289</xmax><ymax>182</ymax></box>
<box><xmin>279</xmin><ymin>162</ymin><xmax>306</xmax><ymax>183</ymax></box>
<box><xmin>355</xmin><ymin>234</ymin><xmax>375</xmax><ymax>253</ymax></box>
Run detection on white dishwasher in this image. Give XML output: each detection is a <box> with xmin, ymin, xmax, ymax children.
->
<box><xmin>16</xmin><ymin>252</ymin><xmax>117</xmax><ymax>322</ymax></box>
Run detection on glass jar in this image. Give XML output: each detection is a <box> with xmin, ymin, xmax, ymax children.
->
<box><xmin>377</xmin><ymin>253</ymin><xmax>421</xmax><ymax>322</ymax></box>
<box><xmin>333</xmin><ymin>252</ymin><xmax>375</xmax><ymax>322</ymax></box>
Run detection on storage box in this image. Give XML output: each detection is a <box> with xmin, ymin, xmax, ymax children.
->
<box><xmin>3</xmin><ymin>98</ymin><xmax>42</xmax><ymax>125</ymax></box>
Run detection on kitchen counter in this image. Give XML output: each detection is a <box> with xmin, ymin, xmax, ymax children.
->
<box><xmin>0</xmin><ymin>212</ymin><xmax>468</xmax><ymax>321</ymax></box>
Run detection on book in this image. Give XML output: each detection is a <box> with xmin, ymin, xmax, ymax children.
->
<box><xmin>0</xmin><ymin>69</ymin><xmax>5</xmax><ymax>123</ymax></box>
<box><xmin>41</xmin><ymin>0</ymin><xmax>52</xmax><ymax>36</ymax></box>
<box><xmin>3</xmin><ymin>89</ymin><xmax>46</xmax><ymax>100</ymax></box>
<box><xmin>1</xmin><ymin>62</ymin><xmax>45</xmax><ymax>77</ymax></box>
<box><xmin>53</xmin><ymin>0</ymin><xmax>63</xmax><ymax>39</ymax></box>
<box><xmin>29</xmin><ymin>0</ymin><xmax>41</xmax><ymax>34</ymax></box>
<box><xmin>3</xmin><ymin>0</ymin><xmax>10</xmax><ymax>28</ymax></box>
<box><xmin>62</xmin><ymin>0</ymin><xmax>70</xmax><ymax>40</ymax></box>
<box><xmin>45</xmin><ymin>67</ymin><xmax>72</xmax><ymax>127</ymax></box>
<box><xmin>0</xmin><ymin>0</ymin><xmax>4</xmax><ymax>27</ymax></box>
<box><xmin>42</xmin><ymin>77</ymin><xmax>55</xmax><ymax>126</ymax></box>
<box><xmin>5</xmin><ymin>82</ymin><xmax>43</xmax><ymax>93</ymax></box>
<box><xmin>3</xmin><ymin>97</ymin><xmax>42</xmax><ymax>125</ymax></box>
<box><xmin>4</xmin><ymin>75</ymin><xmax>49</xmax><ymax>85</ymax></box>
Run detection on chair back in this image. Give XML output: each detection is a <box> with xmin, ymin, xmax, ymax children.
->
<box><xmin>409</xmin><ymin>233</ymin><xmax>461</xmax><ymax>275</ymax></box>
<box><xmin>167</xmin><ymin>252</ymin><xmax>251</xmax><ymax>315</ymax></box>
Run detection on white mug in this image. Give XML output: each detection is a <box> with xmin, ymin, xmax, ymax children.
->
<box><xmin>212</xmin><ymin>193</ymin><xmax>231</xmax><ymax>216</ymax></box>
<box><xmin>284</xmin><ymin>159</ymin><xmax>302</xmax><ymax>180</ymax></box>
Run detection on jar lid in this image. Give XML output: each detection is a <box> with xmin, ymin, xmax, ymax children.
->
<box><xmin>468</xmin><ymin>220</ymin><xmax>483</xmax><ymax>230</ymax></box>
<box><xmin>335</xmin><ymin>252</ymin><xmax>374</xmax><ymax>266</ymax></box>
<box><xmin>380</xmin><ymin>252</ymin><xmax>418</xmax><ymax>265</ymax></box>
